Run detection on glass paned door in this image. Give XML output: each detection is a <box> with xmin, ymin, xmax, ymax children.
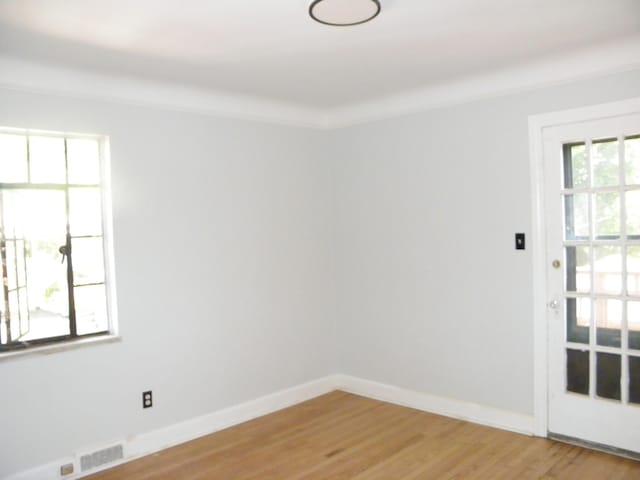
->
<box><xmin>544</xmin><ymin>114</ymin><xmax>640</xmax><ymax>454</ymax></box>
<box><xmin>0</xmin><ymin>189</ymin><xmax>70</xmax><ymax>343</ymax></box>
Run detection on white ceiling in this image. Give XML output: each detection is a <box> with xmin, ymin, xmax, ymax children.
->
<box><xmin>0</xmin><ymin>0</ymin><xmax>639</xmax><ymax>112</ymax></box>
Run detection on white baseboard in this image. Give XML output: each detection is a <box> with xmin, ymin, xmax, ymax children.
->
<box><xmin>6</xmin><ymin>375</ymin><xmax>339</xmax><ymax>480</ymax></box>
<box><xmin>334</xmin><ymin>374</ymin><xmax>534</xmax><ymax>436</ymax></box>
<box><xmin>126</xmin><ymin>375</ymin><xmax>339</xmax><ymax>460</ymax></box>
<box><xmin>7</xmin><ymin>374</ymin><xmax>534</xmax><ymax>479</ymax></box>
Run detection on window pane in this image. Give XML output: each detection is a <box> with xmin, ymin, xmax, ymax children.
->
<box><xmin>69</xmin><ymin>188</ymin><xmax>103</xmax><ymax>236</ymax></box>
<box><xmin>13</xmin><ymin>240</ymin><xmax>27</xmax><ymax>291</ymax></box>
<box><xmin>18</xmin><ymin>288</ymin><xmax>29</xmax><ymax>336</ymax></box>
<box><xmin>67</xmin><ymin>138</ymin><xmax>100</xmax><ymax>185</ymax></box>
<box><xmin>74</xmin><ymin>284</ymin><xmax>108</xmax><ymax>335</ymax></box>
<box><xmin>592</xmin><ymin>139</ymin><xmax>619</xmax><ymax>187</ymax></box>
<box><xmin>25</xmin><ymin>307</ymin><xmax>70</xmax><ymax>341</ymax></box>
<box><xmin>4</xmin><ymin>190</ymin><xmax>70</xmax><ymax>342</ymax></box>
<box><xmin>567</xmin><ymin>349</ymin><xmax>589</xmax><ymax>395</ymax></box>
<box><xmin>2</xmin><ymin>188</ymin><xmax>22</xmax><ymax>238</ymax></box>
<box><xmin>593</xmin><ymin>246</ymin><xmax>621</xmax><ymax>294</ymax></box>
<box><xmin>564</xmin><ymin>194</ymin><xmax>589</xmax><ymax>240</ymax></box>
<box><xmin>5</xmin><ymin>240</ymin><xmax>17</xmax><ymax>291</ymax></box>
<box><xmin>29</xmin><ymin>136</ymin><xmax>66</xmax><ymax>184</ymax></box>
<box><xmin>625</xmin><ymin>136</ymin><xmax>640</xmax><ymax>185</ymax></box>
<box><xmin>564</xmin><ymin>143</ymin><xmax>588</xmax><ymax>189</ymax></box>
<box><xmin>0</xmin><ymin>134</ymin><xmax>28</xmax><ymax>183</ymax></box>
<box><xmin>8</xmin><ymin>290</ymin><xmax>20</xmax><ymax>340</ymax></box>
<box><xmin>72</xmin><ymin>237</ymin><xmax>105</xmax><ymax>286</ymax></box>
<box><xmin>595</xmin><ymin>298</ymin><xmax>622</xmax><ymax>347</ymax></box>
<box><xmin>594</xmin><ymin>192</ymin><xmax>620</xmax><ymax>239</ymax></box>
<box><xmin>566</xmin><ymin>246</ymin><xmax>590</xmax><ymax>292</ymax></box>
<box><xmin>596</xmin><ymin>352</ymin><xmax>621</xmax><ymax>401</ymax></box>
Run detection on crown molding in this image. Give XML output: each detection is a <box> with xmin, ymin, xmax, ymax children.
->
<box><xmin>0</xmin><ymin>56</ymin><xmax>329</xmax><ymax>129</ymax></box>
<box><xmin>324</xmin><ymin>34</ymin><xmax>640</xmax><ymax>128</ymax></box>
<box><xmin>1</xmin><ymin>34</ymin><xmax>639</xmax><ymax>130</ymax></box>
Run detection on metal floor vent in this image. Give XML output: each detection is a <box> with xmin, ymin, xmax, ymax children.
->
<box><xmin>80</xmin><ymin>444</ymin><xmax>124</xmax><ymax>472</ymax></box>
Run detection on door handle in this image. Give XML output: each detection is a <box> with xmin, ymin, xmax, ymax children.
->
<box><xmin>548</xmin><ymin>299</ymin><xmax>559</xmax><ymax>310</ymax></box>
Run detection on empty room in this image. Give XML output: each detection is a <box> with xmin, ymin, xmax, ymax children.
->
<box><xmin>1</xmin><ymin>0</ymin><xmax>640</xmax><ymax>478</ymax></box>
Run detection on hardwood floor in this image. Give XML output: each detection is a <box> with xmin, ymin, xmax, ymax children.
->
<box><xmin>86</xmin><ymin>391</ymin><xmax>640</xmax><ymax>479</ymax></box>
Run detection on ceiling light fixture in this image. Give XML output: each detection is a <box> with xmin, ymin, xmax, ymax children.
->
<box><xmin>309</xmin><ymin>0</ymin><xmax>381</xmax><ymax>27</ymax></box>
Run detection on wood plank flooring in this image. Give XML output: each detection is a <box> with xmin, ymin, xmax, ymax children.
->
<box><xmin>86</xmin><ymin>391</ymin><xmax>640</xmax><ymax>479</ymax></box>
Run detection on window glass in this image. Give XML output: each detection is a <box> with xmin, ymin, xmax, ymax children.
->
<box><xmin>0</xmin><ymin>134</ymin><xmax>28</xmax><ymax>183</ymax></box>
<box><xmin>0</xmin><ymin>130</ymin><xmax>111</xmax><ymax>352</ymax></box>
<box><xmin>67</xmin><ymin>138</ymin><xmax>100</xmax><ymax>184</ymax></box>
<box><xmin>29</xmin><ymin>136</ymin><xmax>66</xmax><ymax>184</ymax></box>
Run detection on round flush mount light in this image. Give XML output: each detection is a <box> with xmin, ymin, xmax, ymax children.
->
<box><xmin>309</xmin><ymin>0</ymin><xmax>381</xmax><ymax>27</ymax></box>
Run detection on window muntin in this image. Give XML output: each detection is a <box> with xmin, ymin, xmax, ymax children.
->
<box><xmin>0</xmin><ymin>129</ymin><xmax>113</xmax><ymax>352</ymax></box>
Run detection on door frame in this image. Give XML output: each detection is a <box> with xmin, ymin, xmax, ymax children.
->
<box><xmin>529</xmin><ymin>96</ymin><xmax>640</xmax><ymax>437</ymax></box>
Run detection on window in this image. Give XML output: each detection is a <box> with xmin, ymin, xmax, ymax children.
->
<box><xmin>0</xmin><ymin>128</ymin><xmax>115</xmax><ymax>352</ymax></box>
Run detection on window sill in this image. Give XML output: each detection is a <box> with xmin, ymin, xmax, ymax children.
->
<box><xmin>0</xmin><ymin>334</ymin><xmax>121</xmax><ymax>362</ymax></box>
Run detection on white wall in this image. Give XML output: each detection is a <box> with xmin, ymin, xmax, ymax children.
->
<box><xmin>331</xmin><ymin>69</ymin><xmax>640</xmax><ymax>415</ymax></box>
<box><xmin>0</xmin><ymin>89</ymin><xmax>336</xmax><ymax>477</ymax></box>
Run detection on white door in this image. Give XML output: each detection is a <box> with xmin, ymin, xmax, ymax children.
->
<box><xmin>544</xmin><ymin>113</ymin><xmax>640</xmax><ymax>453</ymax></box>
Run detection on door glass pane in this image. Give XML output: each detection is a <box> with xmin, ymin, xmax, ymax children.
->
<box><xmin>592</xmin><ymin>138</ymin><xmax>619</xmax><ymax>187</ymax></box>
<box><xmin>596</xmin><ymin>352</ymin><xmax>621</xmax><ymax>401</ymax></box>
<box><xmin>625</xmin><ymin>136</ymin><xmax>640</xmax><ymax>185</ymax></box>
<box><xmin>566</xmin><ymin>246</ymin><xmax>590</xmax><ymax>292</ymax></box>
<box><xmin>72</xmin><ymin>237</ymin><xmax>105</xmax><ymax>286</ymax></box>
<box><xmin>564</xmin><ymin>143</ymin><xmax>588</xmax><ymax>189</ymax></box>
<box><xmin>69</xmin><ymin>188</ymin><xmax>103</xmax><ymax>236</ymax></box>
<box><xmin>564</xmin><ymin>193</ymin><xmax>590</xmax><ymax>240</ymax></box>
<box><xmin>1</xmin><ymin>189</ymin><xmax>70</xmax><ymax>342</ymax></box>
<box><xmin>567</xmin><ymin>349</ymin><xmax>589</xmax><ymax>395</ymax></box>
<box><xmin>628</xmin><ymin>301</ymin><xmax>640</xmax><ymax>350</ymax></box>
<box><xmin>595</xmin><ymin>298</ymin><xmax>622</xmax><ymax>347</ymax></box>
<box><xmin>593</xmin><ymin>246</ymin><xmax>621</xmax><ymax>294</ymax></box>
<box><xmin>67</xmin><ymin>138</ymin><xmax>100</xmax><ymax>185</ymax></box>
<box><xmin>567</xmin><ymin>297</ymin><xmax>590</xmax><ymax>344</ymax></box>
<box><xmin>594</xmin><ymin>192</ymin><xmax>620</xmax><ymax>238</ymax></box>
<box><xmin>74</xmin><ymin>284</ymin><xmax>107</xmax><ymax>335</ymax></box>
<box><xmin>630</xmin><ymin>356</ymin><xmax>640</xmax><ymax>404</ymax></box>
<box><xmin>0</xmin><ymin>134</ymin><xmax>28</xmax><ymax>183</ymax></box>
<box><xmin>627</xmin><ymin>246</ymin><xmax>640</xmax><ymax>295</ymax></box>
<box><xmin>626</xmin><ymin>190</ymin><xmax>640</xmax><ymax>236</ymax></box>
<box><xmin>29</xmin><ymin>136</ymin><xmax>66</xmax><ymax>184</ymax></box>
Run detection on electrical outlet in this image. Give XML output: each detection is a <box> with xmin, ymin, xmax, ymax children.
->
<box><xmin>60</xmin><ymin>463</ymin><xmax>74</xmax><ymax>476</ymax></box>
<box><xmin>143</xmin><ymin>390</ymin><xmax>153</xmax><ymax>409</ymax></box>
